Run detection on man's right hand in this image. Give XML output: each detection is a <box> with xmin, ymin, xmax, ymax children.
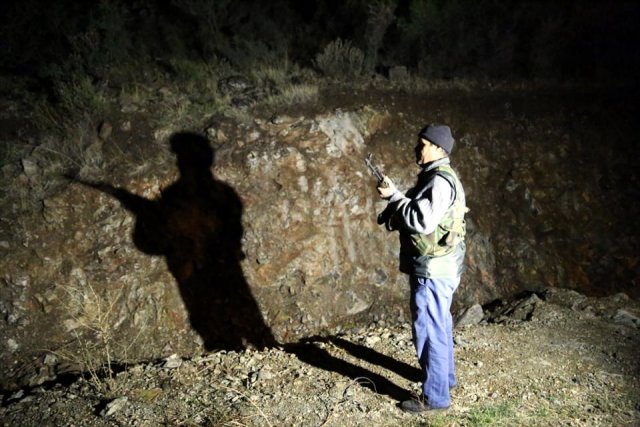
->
<box><xmin>377</xmin><ymin>176</ymin><xmax>397</xmax><ymax>199</ymax></box>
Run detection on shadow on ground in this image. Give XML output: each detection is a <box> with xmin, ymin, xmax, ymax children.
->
<box><xmin>283</xmin><ymin>335</ymin><xmax>420</xmax><ymax>402</ymax></box>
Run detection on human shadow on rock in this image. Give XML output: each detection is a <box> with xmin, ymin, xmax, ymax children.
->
<box><xmin>67</xmin><ymin>132</ymin><xmax>275</xmax><ymax>351</ymax></box>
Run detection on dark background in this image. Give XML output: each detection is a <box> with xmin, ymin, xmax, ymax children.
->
<box><xmin>2</xmin><ymin>0</ymin><xmax>639</xmax><ymax>89</ymax></box>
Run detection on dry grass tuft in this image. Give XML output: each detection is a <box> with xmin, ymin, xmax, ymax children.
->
<box><xmin>53</xmin><ymin>278</ymin><xmax>129</xmax><ymax>397</ymax></box>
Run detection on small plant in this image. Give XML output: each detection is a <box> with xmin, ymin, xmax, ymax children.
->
<box><xmin>314</xmin><ymin>38</ymin><xmax>365</xmax><ymax>80</ymax></box>
<box><xmin>55</xmin><ymin>278</ymin><xmax>127</xmax><ymax>397</ymax></box>
<box><xmin>252</xmin><ymin>64</ymin><xmax>289</xmax><ymax>87</ymax></box>
<box><xmin>0</xmin><ymin>137</ymin><xmax>31</xmax><ymax>171</ymax></box>
<box><xmin>249</xmin><ymin>56</ymin><xmax>319</xmax><ymax>107</ymax></box>
<box><xmin>152</xmin><ymin>57</ymin><xmax>232</xmax><ymax>130</ymax></box>
<box><xmin>263</xmin><ymin>83</ymin><xmax>319</xmax><ymax>108</ymax></box>
<box><xmin>33</xmin><ymin>75</ymin><xmax>108</xmax><ymax>137</ymax></box>
<box><xmin>28</xmin><ymin>120</ymin><xmax>108</xmax><ymax>181</ymax></box>
<box><xmin>466</xmin><ymin>401</ymin><xmax>515</xmax><ymax>426</ymax></box>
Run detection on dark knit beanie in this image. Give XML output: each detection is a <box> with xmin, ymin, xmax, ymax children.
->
<box><xmin>418</xmin><ymin>125</ymin><xmax>454</xmax><ymax>154</ymax></box>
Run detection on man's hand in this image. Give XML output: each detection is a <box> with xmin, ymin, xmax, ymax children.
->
<box><xmin>377</xmin><ymin>176</ymin><xmax>397</xmax><ymax>199</ymax></box>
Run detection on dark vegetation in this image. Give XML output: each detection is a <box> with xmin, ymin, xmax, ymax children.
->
<box><xmin>4</xmin><ymin>0</ymin><xmax>639</xmax><ymax>82</ymax></box>
<box><xmin>2</xmin><ymin>1</ymin><xmax>639</xmax><ymax>129</ymax></box>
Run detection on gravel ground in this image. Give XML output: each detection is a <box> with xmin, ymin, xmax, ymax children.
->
<box><xmin>1</xmin><ymin>289</ymin><xmax>639</xmax><ymax>427</ymax></box>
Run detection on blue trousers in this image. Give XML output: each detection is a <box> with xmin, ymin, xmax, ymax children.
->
<box><xmin>410</xmin><ymin>275</ymin><xmax>459</xmax><ymax>408</ymax></box>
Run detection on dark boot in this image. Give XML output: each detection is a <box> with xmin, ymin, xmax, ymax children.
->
<box><xmin>400</xmin><ymin>398</ymin><xmax>449</xmax><ymax>413</ymax></box>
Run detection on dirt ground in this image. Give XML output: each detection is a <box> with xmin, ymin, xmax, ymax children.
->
<box><xmin>1</xmin><ymin>289</ymin><xmax>638</xmax><ymax>426</ymax></box>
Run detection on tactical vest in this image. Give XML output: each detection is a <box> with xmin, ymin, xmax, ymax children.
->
<box><xmin>407</xmin><ymin>164</ymin><xmax>468</xmax><ymax>258</ymax></box>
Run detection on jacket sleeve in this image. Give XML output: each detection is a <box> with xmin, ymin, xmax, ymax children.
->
<box><xmin>387</xmin><ymin>175</ymin><xmax>453</xmax><ymax>235</ymax></box>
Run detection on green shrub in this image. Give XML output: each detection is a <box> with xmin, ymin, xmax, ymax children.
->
<box><xmin>33</xmin><ymin>75</ymin><xmax>108</xmax><ymax>135</ymax></box>
<box><xmin>314</xmin><ymin>38</ymin><xmax>365</xmax><ymax>80</ymax></box>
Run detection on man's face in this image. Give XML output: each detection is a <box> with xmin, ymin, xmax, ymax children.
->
<box><xmin>415</xmin><ymin>138</ymin><xmax>443</xmax><ymax>165</ymax></box>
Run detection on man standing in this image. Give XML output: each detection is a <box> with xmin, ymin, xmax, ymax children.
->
<box><xmin>377</xmin><ymin>124</ymin><xmax>467</xmax><ymax>413</ymax></box>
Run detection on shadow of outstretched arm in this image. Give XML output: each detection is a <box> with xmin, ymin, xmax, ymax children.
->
<box><xmin>63</xmin><ymin>131</ymin><xmax>277</xmax><ymax>352</ymax></box>
<box><xmin>65</xmin><ymin>174</ymin><xmax>166</xmax><ymax>255</ymax></box>
<box><xmin>65</xmin><ymin>174</ymin><xmax>154</xmax><ymax>214</ymax></box>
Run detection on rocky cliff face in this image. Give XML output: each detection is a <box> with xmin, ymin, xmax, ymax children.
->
<box><xmin>1</xmin><ymin>89</ymin><xmax>638</xmax><ymax>390</ymax></box>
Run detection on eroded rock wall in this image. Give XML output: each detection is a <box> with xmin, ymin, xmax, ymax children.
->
<box><xmin>1</xmin><ymin>99</ymin><xmax>638</xmax><ymax>390</ymax></box>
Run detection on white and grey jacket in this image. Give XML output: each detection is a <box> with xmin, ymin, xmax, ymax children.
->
<box><xmin>385</xmin><ymin>157</ymin><xmax>466</xmax><ymax>278</ymax></box>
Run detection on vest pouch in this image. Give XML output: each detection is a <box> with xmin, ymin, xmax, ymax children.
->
<box><xmin>410</xmin><ymin>223</ymin><xmax>456</xmax><ymax>257</ymax></box>
<box><xmin>410</xmin><ymin>232</ymin><xmax>438</xmax><ymax>256</ymax></box>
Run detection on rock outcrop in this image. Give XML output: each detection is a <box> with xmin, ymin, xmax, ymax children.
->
<box><xmin>1</xmin><ymin>95</ymin><xmax>638</xmax><ymax>390</ymax></box>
